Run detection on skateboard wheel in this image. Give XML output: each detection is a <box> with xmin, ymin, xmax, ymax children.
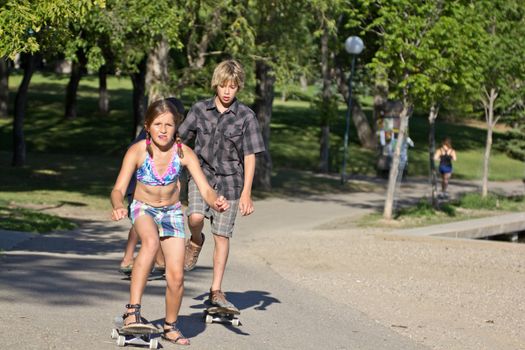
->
<box><xmin>205</xmin><ymin>314</ymin><xmax>213</xmax><ymax>324</ymax></box>
<box><xmin>149</xmin><ymin>338</ymin><xmax>158</xmax><ymax>349</ymax></box>
<box><xmin>117</xmin><ymin>335</ymin><xmax>126</xmax><ymax>347</ymax></box>
<box><xmin>111</xmin><ymin>328</ymin><xmax>119</xmax><ymax>339</ymax></box>
<box><xmin>232</xmin><ymin>319</ymin><xmax>240</xmax><ymax>327</ymax></box>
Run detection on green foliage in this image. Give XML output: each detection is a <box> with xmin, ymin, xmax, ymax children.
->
<box><xmin>471</xmin><ymin>0</ymin><xmax>525</xmax><ymax>118</ymax></box>
<box><xmin>365</xmin><ymin>1</ymin><xmax>483</xmax><ymax>109</ymax></box>
<box><xmin>495</xmin><ymin>124</ymin><xmax>525</xmax><ymax>161</ymax></box>
<box><xmin>0</xmin><ymin>0</ymin><xmax>105</xmax><ymax>58</ymax></box>
<box><xmin>0</xmin><ymin>203</ymin><xmax>76</xmax><ymax>233</ymax></box>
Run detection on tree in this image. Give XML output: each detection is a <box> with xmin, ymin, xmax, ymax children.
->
<box><xmin>246</xmin><ymin>0</ymin><xmax>312</xmax><ymax>190</ymax></box>
<box><xmin>0</xmin><ymin>0</ymin><xmax>105</xmax><ymax>166</ymax></box>
<box><xmin>470</xmin><ymin>0</ymin><xmax>525</xmax><ymax>197</ymax></box>
<box><xmin>0</xmin><ymin>57</ymin><xmax>8</xmax><ymax>118</ymax></box>
<box><xmin>365</xmin><ymin>0</ymin><xmax>474</xmax><ymax>219</ymax></box>
<box><xmin>92</xmin><ymin>0</ymin><xmax>183</xmax><ymax>138</ymax></box>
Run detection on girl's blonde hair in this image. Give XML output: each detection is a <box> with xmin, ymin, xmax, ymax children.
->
<box><xmin>211</xmin><ymin>59</ymin><xmax>245</xmax><ymax>91</ymax></box>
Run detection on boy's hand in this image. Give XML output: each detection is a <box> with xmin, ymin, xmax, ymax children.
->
<box><xmin>239</xmin><ymin>193</ymin><xmax>254</xmax><ymax>216</ymax></box>
<box><xmin>214</xmin><ymin>195</ymin><xmax>230</xmax><ymax>212</ymax></box>
<box><xmin>111</xmin><ymin>207</ymin><xmax>128</xmax><ymax>221</ymax></box>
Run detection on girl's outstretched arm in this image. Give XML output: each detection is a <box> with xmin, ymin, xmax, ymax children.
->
<box><xmin>180</xmin><ymin>144</ymin><xmax>229</xmax><ymax>212</ymax></box>
<box><xmin>110</xmin><ymin>143</ymin><xmax>141</xmax><ymax>220</ymax></box>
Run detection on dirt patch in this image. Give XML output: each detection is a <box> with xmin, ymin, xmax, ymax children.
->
<box><xmin>254</xmin><ymin>228</ymin><xmax>525</xmax><ymax>350</ymax></box>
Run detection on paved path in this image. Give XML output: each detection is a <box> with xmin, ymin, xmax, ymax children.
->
<box><xmin>0</xmin><ymin>178</ymin><xmax>523</xmax><ymax>349</ymax></box>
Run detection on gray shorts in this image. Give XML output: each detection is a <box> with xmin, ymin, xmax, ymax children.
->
<box><xmin>186</xmin><ymin>179</ymin><xmax>239</xmax><ymax>238</ymax></box>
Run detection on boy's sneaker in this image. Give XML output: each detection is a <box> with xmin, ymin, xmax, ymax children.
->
<box><xmin>209</xmin><ymin>289</ymin><xmax>239</xmax><ymax>313</ymax></box>
<box><xmin>184</xmin><ymin>233</ymin><xmax>205</xmax><ymax>271</ymax></box>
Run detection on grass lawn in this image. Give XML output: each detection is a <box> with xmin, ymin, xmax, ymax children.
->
<box><xmin>0</xmin><ymin>200</ymin><xmax>76</xmax><ymax>233</ymax></box>
<box><xmin>1</xmin><ymin>71</ymin><xmax>523</xmax><ymax>219</ymax></box>
<box><xmin>359</xmin><ymin>192</ymin><xmax>525</xmax><ymax>229</ymax></box>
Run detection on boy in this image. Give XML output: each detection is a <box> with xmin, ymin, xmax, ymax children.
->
<box><xmin>178</xmin><ymin>59</ymin><xmax>265</xmax><ymax>310</ymax></box>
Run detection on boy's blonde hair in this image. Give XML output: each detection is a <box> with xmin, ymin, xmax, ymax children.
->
<box><xmin>211</xmin><ymin>59</ymin><xmax>245</xmax><ymax>91</ymax></box>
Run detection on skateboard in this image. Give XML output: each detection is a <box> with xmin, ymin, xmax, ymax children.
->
<box><xmin>111</xmin><ymin>316</ymin><xmax>160</xmax><ymax>349</ymax></box>
<box><xmin>119</xmin><ymin>269</ymin><xmax>165</xmax><ymax>280</ymax></box>
<box><xmin>204</xmin><ymin>306</ymin><xmax>241</xmax><ymax>327</ymax></box>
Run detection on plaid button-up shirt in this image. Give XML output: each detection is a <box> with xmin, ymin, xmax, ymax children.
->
<box><xmin>179</xmin><ymin>97</ymin><xmax>265</xmax><ymax>199</ymax></box>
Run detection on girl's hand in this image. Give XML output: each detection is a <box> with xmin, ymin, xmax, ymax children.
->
<box><xmin>111</xmin><ymin>207</ymin><xmax>128</xmax><ymax>221</ymax></box>
<box><xmin>214</xmin><ymin>196</ymin><xmax>230</xmax><ymax>212</ymax></box>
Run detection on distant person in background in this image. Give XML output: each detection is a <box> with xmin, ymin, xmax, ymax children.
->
<box><xmin>398</xmin><ymin>135</ymin><xmax>414</xmax><ymax>182</ymax></box>
<box><xmin>119</xmin><ymin>97</ymin><xmax>186</xmax><ymax>275</ymax></box>
<box><xmin>434</xmin><ymin>137</ymin><xmax>457</xmax><ymax>198</ymax></box>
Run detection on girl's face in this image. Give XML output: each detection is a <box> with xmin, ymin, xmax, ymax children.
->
<box><xmin>146</xmin><ymin>112</ymin><xmax>176</xmax><ymax>147</ymax></box>
<box><xmin>216</xmin><ymin>80</ymin><xmax>239</xmax><ymax>108</ymax></box>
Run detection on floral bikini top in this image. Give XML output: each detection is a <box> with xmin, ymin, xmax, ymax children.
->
<box><xmin>136</xmin><ymin>147</ymin><xmax>182</xmax><ymax>186</ymax></box>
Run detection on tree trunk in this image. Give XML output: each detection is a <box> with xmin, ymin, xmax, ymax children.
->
<box><xmin>319</xmin><ymin>25</ymin><xmax>331</xmax><ymax>173</ymax></box>
<box><xmin>351</xmin><ymin>99</ymin><xmax>376</xmax><ymax>149</ymax></box>
<box><xmin>428</xmin><ymin>104</ymin><xmax>439</xmax><ymax>208</ymax></box>
<box><xmin>98</xmin><ymin>65</ymin><xmax>109</xmax><ymax>116</ymax></box>
<box><xmin>383</xmin><ymin>92</ymin><xmax>411</xmax><ymax>220</ymax></box>
<box><xmin>12</xmin><ymin>54</ymin><xmax>37</xmax><ymax>166</ymax></box>
<box><xmin>481</xmin><ymin>88</ymin><xmax>498</xmax><ymax>198</ymax></box>
<box><xmin>372</xmin><ymin>70</ymin><xmax>388</xmax><ymax>144</ymax></box>
<box><xmin>0</xmin><ymin>57</ymin><xmax>9</xmax><ymax>118</ymax></box>
<box><xmin>334</xmin><ymin>64</ymin><xmax>375</xmax><ymax>150</ymax></box>
<box><xmin>146</xmin><ymin>37</ymin><xmax>170</xmax><ymax>104</ymax></box>
<box><xmin>65</xmin><ymin>49</ymin><xmax>87</xmax><ymax>119</ymax></box>
<box><xmin>253</xmin><ymin>60</ymin><xmax>275</xmax><ymax>191</ymax></box>
<box><xmin>130</xmin><ymin>57</ymin><xmax>148</xmax><ymax>139</ymax></box>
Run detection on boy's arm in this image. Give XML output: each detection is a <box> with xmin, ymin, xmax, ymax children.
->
<box><xmin>178</xmin><ymin>105</ymin><xmax>197</xmax><ymax>143</ymax></box>
<box><xmin>181</xmin><ymin>144</ymin><xmax>229</xmax><ymax>212</ymax></box>
<box><xmin>239</xmin><ymin>153</ymin><xmax>256</xmax><ymax>216</ymax></box>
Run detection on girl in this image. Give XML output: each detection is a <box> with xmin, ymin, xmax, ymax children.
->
<box><xmin>434</xmin><ymin>137</ymin><xmax>457</xmax><ymax>198</ymax></box>
<box><xmin>111</xmin><ymin>99</ymin><xmax>229</xmax><ymax>345</ymax></box>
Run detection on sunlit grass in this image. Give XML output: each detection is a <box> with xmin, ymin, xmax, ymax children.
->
<box><xmin>1</xmin><ymin>71</ymin><xmax>523</xmax><ymax>219</ymax></box>
<box><xmin>359</xmin><ymin>192</ymin><xmax>525</xmax><ymax>229</ymax></box>
<box><xmin>0</xmin><ymin>201</ymin><xmax>77</xmax><ymax>233</ymax></box>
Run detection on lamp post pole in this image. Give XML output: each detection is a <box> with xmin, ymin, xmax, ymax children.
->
<box><xmin>341</xmin><ymin>36</ymin><xmax>364</xmax><ymax>184</ymax></box>
<box><xmin>341</xmin><ymin>54</ymin><xmax>357</xmax><ymax>184</ymax></box>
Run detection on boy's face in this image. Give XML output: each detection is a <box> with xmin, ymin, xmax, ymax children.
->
<box><xmin>216</xmin><ymin>80</ymin><xmax>239</xmax><ymax>108</ymax></box>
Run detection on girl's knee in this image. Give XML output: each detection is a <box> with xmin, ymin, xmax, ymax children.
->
<box><xmin>140</xmin><ymin>237</ymin><xmax>160</xmax><ymax>253</ymax></box>
<box><xmin>165</xmin><ymin>270</ymin><xmax>184</xmax><ymax>287</ymax></box>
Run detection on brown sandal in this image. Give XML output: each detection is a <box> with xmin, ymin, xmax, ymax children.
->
<box><xmin>162</xmin><ymin>321</ymin><xmax>190</xmax><ymax>346</ymax></box>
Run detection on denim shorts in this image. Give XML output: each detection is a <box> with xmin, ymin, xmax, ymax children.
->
<box><xmin>439</xmin><ymin>165</ymin><xmax>453</xmax><ymax>174</ymax></box>
<box><xmin>186</xmin><ymin>179</ymin><xmax>239</xmax><ymax>238</ymax></box>
<box><xmin>129</xmin><ymin>200</ymin><xmax>185</xmax><ymax>238</ymax></box>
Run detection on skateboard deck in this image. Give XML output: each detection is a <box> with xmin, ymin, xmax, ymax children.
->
<box><xmin>204</xmin><ymin>306</ymin><xmax>241</xmax><ymax>327</ymax></box>
<box><xmin>111</xmin><ymin>316</ymin><xmax>160</xmax><ymax>348</ymax></box>
<box><xmin>119</xmin><ymin>268</ymin><xmax>165</xmax><ymax>280</ymax></box>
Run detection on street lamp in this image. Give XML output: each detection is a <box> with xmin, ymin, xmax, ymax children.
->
<box><xmin>341</xmin><ymin>35</ymin><xmax>364</xmax><ymax>184</ymax></box>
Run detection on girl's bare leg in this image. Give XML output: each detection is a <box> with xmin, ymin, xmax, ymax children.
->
<box><xmin>124</xmin><ymin>216</ymin><xmax>159</xmax><ymax>324</ymax></box>
<box><xmin>160</xmin><ymin>236</ymin><xmax>188</xmax><ymax>343</ymax></box>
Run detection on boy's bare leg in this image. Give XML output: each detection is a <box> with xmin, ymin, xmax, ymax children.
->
<box><xmin>155</xmin><ymin>246</ymin><xmax>166</xmax><ymax>268</ymax></box>
<box><xmin>184</xmin><ymin>213</ymin><xmax>205</xmax><ymax>271</ymax></box>
<box><xmin>187</xmin><ymin>214</ymin><xmax>205</xmax><ymax>244</ymax></box>
<box><xmin>211</xmin><ymin>234</ymin><xmax>229</xmax><ymax>291</ymax></box>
